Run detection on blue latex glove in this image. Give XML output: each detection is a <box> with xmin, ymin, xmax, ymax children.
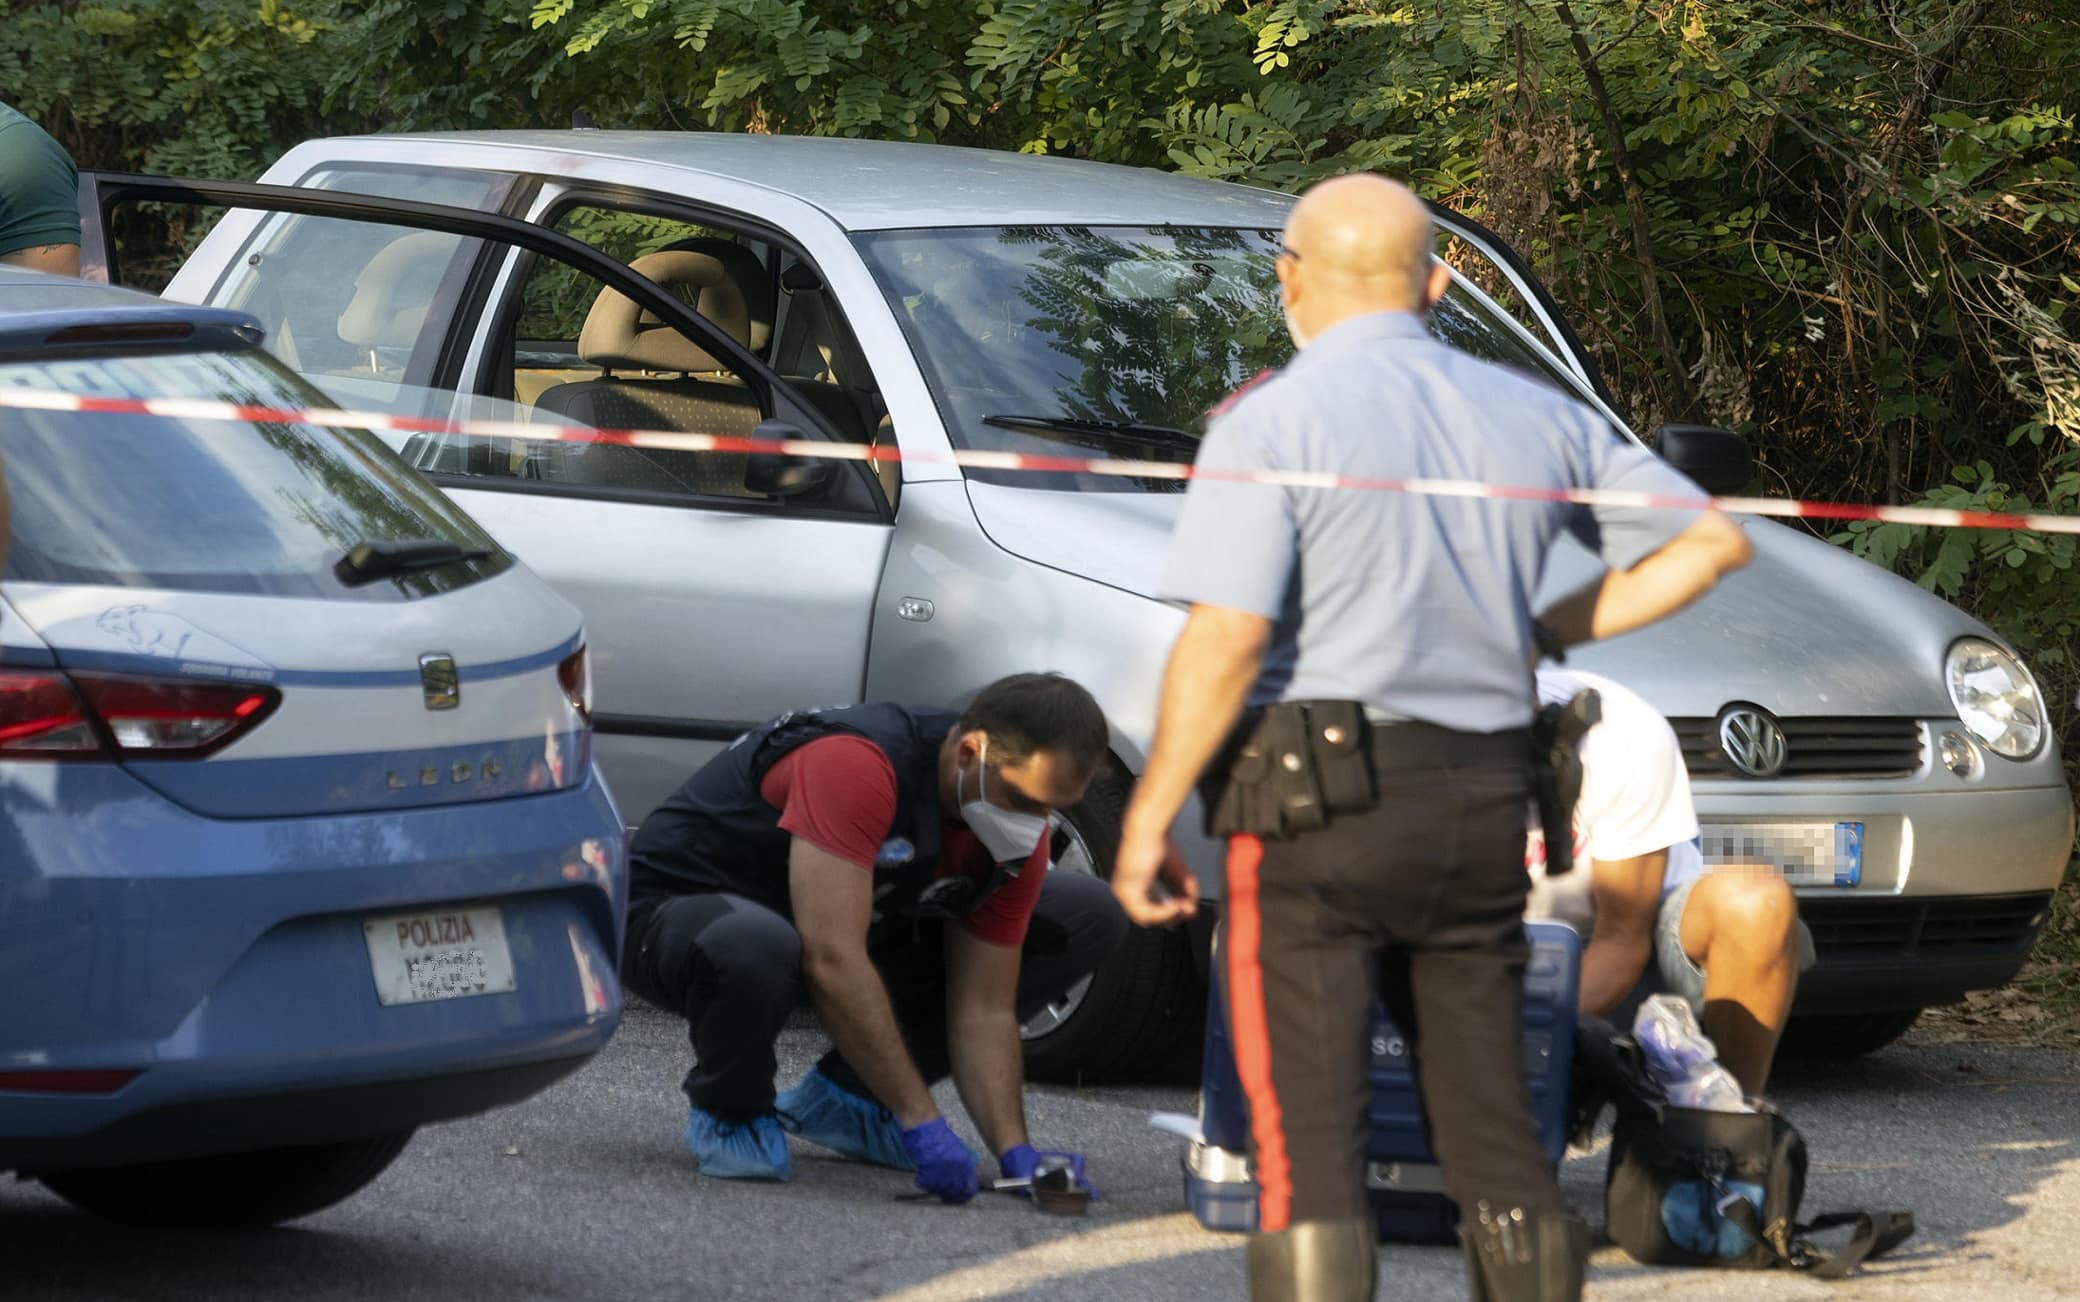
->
<box><xmin>1000</xmin><ymin>1143</ymin><xmax>1098</xmax><ymax>1200</ymax></box>
<box><xmin>899</xmin><ymin>1117</ymin><xmax>978</xmax><ymax>1204</ymax></box>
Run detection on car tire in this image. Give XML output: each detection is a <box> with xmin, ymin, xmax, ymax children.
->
<box><xmin>1777</xmin><ymin>1008</ymin><xmax>1923</xmax><ymax>1060</ymax></box>
<box><xmin>1020</xmin><ymin>766</ymin><xmax>1205</xmax><ymax>1084</ymax></box>
<box><xmin>39</xmin><ymin>1129</ymin><xmax>415</xmax><ymax>1228</ymax></box>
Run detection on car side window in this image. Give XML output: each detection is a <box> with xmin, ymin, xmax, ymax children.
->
<box><xmin>486</xmin><ymin>202</ymin><xmax>896</xmax><ymax>509</ymax></box>
<box><xmin>768</xmin><ymin>250</ymin><xmax>898</xmax><ymax>504</ymax></box>
<box><xmin>206</xmin><ymin>169</ymin><xmax>507</xmax><ymax>398</ymax></box>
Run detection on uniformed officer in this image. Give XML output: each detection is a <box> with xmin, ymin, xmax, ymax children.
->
<box><xmin>1112</xmin><ymin>174</ymin><xmax>1753</xmax><ymax>1301</ymax></box>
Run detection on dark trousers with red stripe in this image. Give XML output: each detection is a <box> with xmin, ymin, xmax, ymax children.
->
<box><xmin>1224</xmin><ymin>757</ymin><xmax>1561</xmax><ymax>1231</ymax></box>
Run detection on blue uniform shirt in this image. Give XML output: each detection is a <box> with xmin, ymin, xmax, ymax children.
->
<box><xmin>1160</xmin><ymin>310</ymin><xmax>1704</xmax><ymax>733</ymax></box>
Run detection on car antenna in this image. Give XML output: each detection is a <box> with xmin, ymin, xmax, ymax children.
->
<box><xmin>571</xmin><ymin>109</ymin><xmax>597</xmax><ymax>130</ymax></box>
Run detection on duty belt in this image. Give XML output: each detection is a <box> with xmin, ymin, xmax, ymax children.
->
<box><xmin>1367</xmin><ymin>720</ymin><xmax>1533</xmax><ymax>770</ymax></box>
<box><xmin>1203</xmin><ymin>701</ymin><xmax>1532</xmax><ymax>840</ymax></box>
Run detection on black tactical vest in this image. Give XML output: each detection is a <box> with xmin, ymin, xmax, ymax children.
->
<box><xmin>628</xmin><ymin>703</ymin><xmax>966</xmax><ymax>922</ymax></box>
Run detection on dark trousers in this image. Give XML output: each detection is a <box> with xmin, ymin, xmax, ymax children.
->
<box><xmin>621</xmin><ymin>871</ymin><xmax>1127</xmax><ymax>1121</ymax></box>
<box><xmin>1224</xmin><ymin>757</ymin><xmax>1559</xmax><ymax>1231</ymax></box>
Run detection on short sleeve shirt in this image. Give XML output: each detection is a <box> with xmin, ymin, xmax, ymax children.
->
<box><xmin>0</xmin><ymin>104</ymin><xmax>80</xmax><ymax>259</ymax></box>
<box><xmin>758</xmin><ymin>735</ymin><xmax>1048</xmax><ymax>946</ymax></box>
<box><xmin>1524</xmin><ymin>668</ymin><xmax>1704</xmax><ymax>933</ymax></box>
<box><xmin>1161</xmin><ymin>311</ymin><xmax>1708</xmax><ymax>731</ymax></box>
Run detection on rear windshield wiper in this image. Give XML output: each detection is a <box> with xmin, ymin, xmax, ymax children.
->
<box><xmin>982</xmin><ymin>413</ymin><xmax>1202</xmax><ymax>456</ymax></box>
<box><xmin>334</xmin><ymin>539</ymin><xmax>495</xmax><ymax>587</ymax></box>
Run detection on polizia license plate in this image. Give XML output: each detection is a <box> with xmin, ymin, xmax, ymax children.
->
<box><xmin>363</xmin><ymin>905</ymin><xmax>517</xmax><ymax>1005</ymax></box>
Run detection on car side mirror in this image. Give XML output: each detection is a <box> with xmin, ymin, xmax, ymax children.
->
<box><xmin>1654</xmin><ymin>423</ymin><xmax>1753</xmax><ymax>496</ymax></box>
<box><xmin>744</xmin><ymin>420</ymin><xmax>836</xmax><ymax>499</ymax></box>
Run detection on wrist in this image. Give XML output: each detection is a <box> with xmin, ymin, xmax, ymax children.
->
<box><xmin>896</xmin><ymin>1106</ymin><xmax>942</xmax><ymax>1133</ymax></box>
<box><xmin>998</xmin><ymin>1141</ymin><xmax>1041</xmax><ymax>1179</ymax></box>
<box><xmin>1121</xmin><ymin>803</ymin><xmax>1175</xmax><ymax>842</ymax></box>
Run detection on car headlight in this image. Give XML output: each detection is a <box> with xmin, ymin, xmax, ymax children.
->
<box><xmin>1945</xmin><ymin>637</ymin><xmax>2046</xmax><ymax>760</ymax></box>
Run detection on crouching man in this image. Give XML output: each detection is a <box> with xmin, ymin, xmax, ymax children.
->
<box><xmin>622</xmin><ymin>673</ymin><xmax>1129</xmax><ymax>1200</ymax></box>
<box><xmin>1531</xmin><ymin>667</ymin><xmax>1814</xmax><ymax>1093</ymax></box>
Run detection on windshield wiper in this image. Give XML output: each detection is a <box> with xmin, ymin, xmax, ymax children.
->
<box><xmin>982</xmin><ymin>413</ymin><xmax>1202</xmax><ymax>456</ymax></box>
<box><xmin>334</xmin><ymin>538</ymin><xmax>495</xmax><ymax>587</ymax></box>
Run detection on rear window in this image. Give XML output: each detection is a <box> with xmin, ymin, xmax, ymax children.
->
<box><xmin>0</xmin><ymin>346</ymin><xmax>510</xmax><ymax>599</ymax></box>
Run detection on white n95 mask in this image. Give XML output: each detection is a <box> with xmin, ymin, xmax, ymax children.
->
<box><xmin>958</xmin><ymin>742</ymin><xmax>1050</xmax><ymax>864</ymax></box>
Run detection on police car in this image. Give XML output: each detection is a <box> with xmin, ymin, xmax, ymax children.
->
<box><xmin>0</xmin><ymin>269</ymin><xmax>625</xmax><ymax>1226</ymax></box>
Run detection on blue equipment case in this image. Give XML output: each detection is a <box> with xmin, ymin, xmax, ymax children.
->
<box><xmin>1184</xmin><ymin>920</ymin><xmax>1581</xmax><ymax>1243</ymax></box>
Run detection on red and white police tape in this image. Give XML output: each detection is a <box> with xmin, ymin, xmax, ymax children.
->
<box><xmin>6</xmin><ymin>385</ymin><xmax>2074</xmax><ymax>535</ymax></box>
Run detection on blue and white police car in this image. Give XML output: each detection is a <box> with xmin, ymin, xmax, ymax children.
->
<box><xmin>0</xmin><ymin>269</ymin><xmax>626</xmax><ymax>1226</ymax></box>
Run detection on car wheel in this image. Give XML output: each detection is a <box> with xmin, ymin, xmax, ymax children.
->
<box><xmin>39</xmin><ymin>1129</ymin><xmax>415</xmax><ymax>1228</ymax></box>
<box><xmin>1777</xmin><ymin>1008</ymin><xmax>1923</xmax><ymax>1060</ymax></box>
<box><xmin>1020</xmin><ymin>766</ymin><xmax>1204</xmax><ymax>1084</ymax></box>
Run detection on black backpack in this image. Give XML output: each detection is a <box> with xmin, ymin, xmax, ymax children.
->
<box><xmin>1577</xmin><ymin>1018</ymin><xmax>1916</xmax><ymax>1277</ymax></box>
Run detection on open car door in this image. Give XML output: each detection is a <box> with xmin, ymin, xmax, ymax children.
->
<box><xmin>1424</xmin><ymin>201</ymin><xmax>1622</xmax><ymax>414</ymax></box>
<box><xmin>74</xmin><ymin>171</ymin><xmax>896</xmax><ymax>822</ymax></box>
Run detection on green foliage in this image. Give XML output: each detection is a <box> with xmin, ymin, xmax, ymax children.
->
<box><xmin>7</xmin><ymin>0</ymin><xmax>2079</xmax><ymax>744</ymax></box>
<box><xmin>0</xmin><ymin>0</ymin><xmax>350</xmax><ymax>178</ymax></box>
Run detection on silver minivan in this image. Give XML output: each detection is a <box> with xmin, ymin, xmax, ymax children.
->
<box><xmin>84</xmin><ymin>132</ymin><xmax>2073</xmax><ymax>1078</ymax></box>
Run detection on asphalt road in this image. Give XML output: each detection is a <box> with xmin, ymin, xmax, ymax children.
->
<box><xmin>6</xmin><ymin>1004</ymin><xmax>2079</xmax><ymax>1301</ymax></box>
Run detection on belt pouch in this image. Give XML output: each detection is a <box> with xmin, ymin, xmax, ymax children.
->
<box><xmin>1202</xmin><ymin>701</ymin><xmax>1375</xmax><ymax>839</ymax></box>
<box><xmin>1302</xmin><ymin>699</ymin><xmax>1376</xmax><ymax>815</ymax></box>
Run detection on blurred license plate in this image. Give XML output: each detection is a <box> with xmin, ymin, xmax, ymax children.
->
<box><xmin>1699</xmin><ymin>822</ymin><xmax>1862</xmax><ymax>887</ymax></box>
<box><xmin>363</xmin><ymin>905</ymin><xmax>516</xmax><ymax>1005</ymax></box>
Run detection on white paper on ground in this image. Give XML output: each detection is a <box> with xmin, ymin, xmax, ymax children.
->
<box><xmin>1147</xmin><ymin>1111</ymin><xmax>1204</xmax><ymax>1142</ymax></box>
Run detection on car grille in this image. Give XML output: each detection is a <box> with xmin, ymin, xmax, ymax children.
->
<box><xmin>1799</xmin><ymin>892</ymin><xmax>2052</xmax><ymax>961</ymax></box>
<box><xmin>1670</xmin><ymin>716</ymin><xmax>1925</xmax><ymax>779</ymax></box>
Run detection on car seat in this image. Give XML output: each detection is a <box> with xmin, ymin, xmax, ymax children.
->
<box><xmin>657</xmin><ymin>236</ymin><xmax>776</xmax><ymax>358</ymax></box>
<box><xmin>336</xmin><ymin>230</ymin><xmax>459</xmax><ymax>375</ymax></box>
<box><xmin>533</xmin><ymin>249</ymin><xmax>767</xmax><ymax>497</ymax></box>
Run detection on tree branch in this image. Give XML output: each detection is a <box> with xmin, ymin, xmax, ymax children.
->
<box><xmin>1548</xmin><ymin>0</ymin><xmax>1699</xmax><ymax>419</ymax></box>
<box><xmin>1791</xmin><ymin>22</ymin><xmax>1915</xmax><ymax>61</ymax></box>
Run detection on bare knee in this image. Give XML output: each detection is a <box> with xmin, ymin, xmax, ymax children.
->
<box><xmin>1705</xmin><ymin>873</ymin><xmax>1798</xmax><ymax>958</ymax></box>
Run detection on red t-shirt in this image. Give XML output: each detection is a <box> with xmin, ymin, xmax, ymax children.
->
<box><xmin>758</xmin><ymin>734</ymin><xmax>1048</xmax><ymax>946</ymax></box>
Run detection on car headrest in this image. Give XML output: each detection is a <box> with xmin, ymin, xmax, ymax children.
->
<box><xmin>660</xmin><ymin>237</ymin><xmax>775</xmax><ymax>355</ymax></box>
<box><xmin>578</xmin><ymin>250</ymin><xmax>750</xmax><ymax>375</ymax></box>
<box><xmin>337</xmin><ymin>231</ymin><xmax>456</xmax><ymax>349</ymax></box>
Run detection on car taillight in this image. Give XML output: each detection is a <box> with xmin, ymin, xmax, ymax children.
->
<box><xmin>0</xmin><ymin>671</ymin><xmax>102</xmax><ymax>756</ymax></box>
<box><xmin>0</xmin><ymin>669</ymin><xmax>279</xmax><ymax>761</ymax></box>
<box><xmin>557</xmin><ymin>644</ymin><xmax>592</xmax><ymax>726</ymax></box>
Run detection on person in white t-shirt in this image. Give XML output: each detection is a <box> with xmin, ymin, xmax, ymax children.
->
<box><xmin>1527</xmin><ymin>667</ymin><xmax>1812</xmax><ymax>1093</ymax></box>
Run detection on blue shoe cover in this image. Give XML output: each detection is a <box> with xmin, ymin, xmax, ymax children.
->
<box><xmin>683</xmin><ymin>1108</ymin><xmax>790</xmax><ymax>1181</ymax></box>
<box><xmin>774</xmin><ymin>1070</ymin><xmax>913</xmax><ymax>1170</ymax></box>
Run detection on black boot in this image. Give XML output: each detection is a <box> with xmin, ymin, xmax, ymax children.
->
<box><xmin>1246</xmin><ymin>1218</ymin><xmax>1378</xmax><ymax>1302</ymax></box>
<box><xmin>1458</xmin><ymin>1205</ymin><xmax>1587</xmax><ymax>1301</ymax></box>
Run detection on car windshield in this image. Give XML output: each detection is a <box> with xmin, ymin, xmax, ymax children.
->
<box><xmin>854</xmin><ymin>225</ymin><xmax>1589</xmax><ymax>491</ymax></box>
<box><xmin>0</xmin><ymin>346</ymin><xmax>509</xmax><ymax>599</ymax></box>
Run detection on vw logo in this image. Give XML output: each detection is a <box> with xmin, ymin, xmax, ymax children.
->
<box><xmin>1717</xmin><ymin>705</ymin><xmax>1787</xmax><ymax>778</ymax></box>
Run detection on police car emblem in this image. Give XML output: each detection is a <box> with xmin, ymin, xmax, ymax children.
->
<box><xmin>419</xmin><ymin>653</ymin><xmax>459</xmax><ymax>710</ymax></box>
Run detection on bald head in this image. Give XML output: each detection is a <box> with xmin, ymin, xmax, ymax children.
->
<box><xmin>1275</xmin><ymin>173</ymin><xmax>1450</xmax><ymax>348</ymax></box>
